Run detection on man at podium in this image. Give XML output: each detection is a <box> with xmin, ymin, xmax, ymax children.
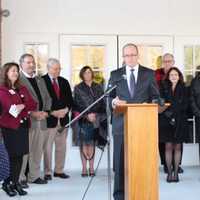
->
<box><xmin>108</xmin><ymin>43</ymin><xmax>159</xmax><ymax>200</ymax></box>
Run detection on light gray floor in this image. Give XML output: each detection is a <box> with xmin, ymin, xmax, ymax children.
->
<box><xmin>0</xmin><ymin>166</ymin><xmax>200</xmax><ymax>200</ymax></box>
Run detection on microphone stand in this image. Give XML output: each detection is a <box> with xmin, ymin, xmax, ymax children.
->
<box><xmin>58</xmin><ymin>85</ymin><xmax>116</xmax><ymax>132</ymax></box>
<box><xmin>58</xmin><ymin>84</ymin><xmax>116</xmax><ymax>200</ymax></box>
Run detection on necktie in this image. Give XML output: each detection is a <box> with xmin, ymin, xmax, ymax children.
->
<box><xmin>129</xmin><ymin>69</ymin><xmax>136</xmax><ymax>98</ymax></box>
<box><xmin>52</xmin><ymin>78</ymin><xmax>60</xmax><ymax>99</ymax></box>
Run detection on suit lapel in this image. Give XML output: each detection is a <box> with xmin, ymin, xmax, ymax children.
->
<box><xmin>20</xmin><ymin>73</ymin><xmax>38</xmax><ymax>101</ymax></box>
<box><xmin>120</xmin><ymin>66</ymin><xmax>132</xmax><ymax>99</ymax></box>
<box><xmin>134</xmin><ymin>65</ymin><xmax>145</xmax><ymax>99</ymax></box>
<box><xmin>57</xmin><ymin>77</ymin><xmax>62</xmax><ymax>99</ymax></box>
<box><xmin>35</xmin><ymin>77</ymin><xmax>45</xmax><ymax>104</ymax></box>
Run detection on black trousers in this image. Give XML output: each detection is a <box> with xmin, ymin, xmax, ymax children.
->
<box><xmin>159</xmin><ymin>142</ymin><xmax>183</xmax><ymax>166</ymax></box>
<box><xmin>4</xmin><ymin>155</ymin><xmax>23</xmax><ymax>184</ymax></box>
<box><xmin>113</xmin><ymin>135</ymin><xmax>124</xmax><ymax>200</ymax></box>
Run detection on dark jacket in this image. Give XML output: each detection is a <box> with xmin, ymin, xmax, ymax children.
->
<box><xmin>190</xmin><ymin>73</ymin><xmax>200</xmax><ymax>142</ymax></box>
<box><xmin>108</xmin><ymin>65</ymin><xmax>159</xmax><ymax>135</ymax></box>
<box><xmin>159</xmin><ymin>80</ymin><xmax>189</xmax><ymax>143</ymax></box>
<box><xmin>190</xmin><ymin>74</ymin><xmax>200</xmax><ymax>117</ymax></box>
<box><xmin>74</xmin><ymin>81</ymin><xmax>107</xmax><ymax>146</ymax></box>
<box><xmin>42</xmin><ymin>74</ymin><xmax>73</xmax><ymax>128</ymax></box>
<box><xmin>74</xmin><ymin>81</ymin><xmax>106</xmax><ymax>114</ymax></box>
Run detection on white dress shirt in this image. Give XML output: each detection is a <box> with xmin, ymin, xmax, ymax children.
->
<box><xmin>21</xmin><ymin>70</ymin><xmax>36</xmax><ymax>78</ymax></box>
<box><xmin>48</xmin><ymin>74</ymin><xmax>59</xmax><ymax>84</ymax></box>
<box><xmin>112</xmin><ymin>64</ymin><xmax>139</xmax><ymax>108</ymax></box>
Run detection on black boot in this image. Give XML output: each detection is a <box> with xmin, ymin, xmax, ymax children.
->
<box><xmin>2</xmin><ymin>182</ymin><xmax>17</xmax><ymax>197</ymax></box>
<box><xmin>13</xmin><ymin>183</ymin><xmax>28</xmax><ymax>196</ymax></box>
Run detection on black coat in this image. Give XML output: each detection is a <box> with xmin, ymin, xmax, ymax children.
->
<box><xmin>73</xmin><ymin>82</ymin><xmax>107</xmax><ymax>146</ymax></box>
<box><xmin>42</xmin><ymin>74</ymin><xmax>73</xmax><ymax>128</ymax></box>
<box><xmin>74</xmin><ymin>81</ymin><xmax>106</xmax><ymax>114</ymax></box>
<box><xmin>159</xmin><ymin>80</ymin><xmax>189</xmax><ymax>143</ymax></box>
<box><xmin>190</xmin><ymin>74</ymin><xmax>200</xmax><ymax>142</ymax></box>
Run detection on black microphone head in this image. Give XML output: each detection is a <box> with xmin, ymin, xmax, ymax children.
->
<box><xmin>152</xmin><ymin>98</ymin><xmax>165</xmax><ymax>106</ymax></box>
<box><xmin>152</xmin><ymin>99</ymin><xmax>159</xmax><ymax>104</ymax></box>
<box><xmin>159</xmin><ymin>98</ymin><xmax>165</xmax><ymax>107</ymax></box>
<box><xmin>122</xmin><ymin>74</ymin><xmax>127</xmax><ymax>80</ymax></box>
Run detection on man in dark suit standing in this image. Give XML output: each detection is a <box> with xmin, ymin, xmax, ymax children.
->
<box><xmin>42</xmin><ymin>58</ymin><xmax>73</xmax><ymax>180</ymax></box>
<box><xmin>108</xmin><ymin>43</ymin><xmax>159</xmax><ymax>200</ymax></box>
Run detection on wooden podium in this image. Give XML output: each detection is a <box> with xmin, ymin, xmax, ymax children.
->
<box><xmin>115</xmin><ymin>103</ymin><xmax>159</xmax><ymax>200</ymax></box>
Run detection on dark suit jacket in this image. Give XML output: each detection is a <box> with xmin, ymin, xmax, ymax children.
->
<box><xmin>108</xmin><ymin>65</ymin><xmax>159</xmax><ymax>135</ymax></box>
<box><xmin>42</xmin><ymin>74</ymin><xmax>73</xmax><ymax>128</ymax></box>
<box><xmin>159</xmin><ymin>80</ymin><xmax>188</xmax><ymax>142</ymax></box>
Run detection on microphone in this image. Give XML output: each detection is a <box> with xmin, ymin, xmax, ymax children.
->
<box><xmin>152</xmin><ymin>98</ymin><xmax>165</xmax><ymax>107</ymax></box>
<box><xmin>107</xmin><ymin>74</ymin><xmax>127</xmax><ymax>89</ymax></box>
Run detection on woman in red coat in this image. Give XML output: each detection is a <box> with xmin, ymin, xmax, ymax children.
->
<box><xmin>0</xmin><ymin>62</ymin><xmax>37</xmax><ymax>197</ymax></box>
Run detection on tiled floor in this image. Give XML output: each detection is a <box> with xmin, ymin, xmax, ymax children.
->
<box><xmin>0</xmin><ymin>166</ymin><xmax>200</xmax><ymax>200</ymax></box>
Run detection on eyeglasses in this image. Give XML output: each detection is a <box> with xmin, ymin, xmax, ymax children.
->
<box><xmin>163</xmin><ymin>60</ymin><xmax>174</xmax><ymax>63</ymax></box>
<box><xmin>123</xmin><ymin>54</ymin><xmax>138</xmax><ymax>58</ymax></box>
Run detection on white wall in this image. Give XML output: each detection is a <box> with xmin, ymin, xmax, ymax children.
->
<box><xmin>2</xmin><ymin>0</ymin><xmax>200</xmax><ymax>62</ymax></box>
<box><xmin>3</xmin><ymin>0</ymin><xmax>200</xmax><ymax>34</ymax></box>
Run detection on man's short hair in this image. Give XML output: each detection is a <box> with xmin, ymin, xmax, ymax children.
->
<box><xmin>122</xmin><ymin>43</ymin><xmax>139</xmax><ymax>55</ymax></box>
<box><xmin>19</xmin><ymin>53</ymin><xmax>34</xmax><ymax>66</ymax></box>
<box><xmin>47</xmin><ymin>58</ymin><xmax>60</xmax><ymax>69</ymax></box>
<box><xmin>162</xmin><ymin>53</ymin><xmax>174</xmax><ymax>61</ymax></box>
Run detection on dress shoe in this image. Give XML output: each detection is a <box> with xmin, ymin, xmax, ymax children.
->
<box><xmin>173</xmin><ymin>174</ymin><xmax>180</xmax><ymax>182</ymax></box>
<box><xmin>81</xmin><ymin>173</ymin><xmax>88</xmax><ymax>177</ymax></box>
<box><xmin>13</xmin><ymin>183</ymin><xmax>28</xmax><ymax>196</ymax></box>
<box><xmin>166</xmin><ymin>174</ymin><xmax>173</xmax><ymax>183</ymax></box>
<box><xmin>2</xmin><ymin>183</ymin><xmax>17</xmax><ymax>197</ymax></box>
<box><xmin>178</xmin><ymin>166</ymin><xmax>184</xmax><ymax>174</ymax></box>
<box><xmin>89</xmin><ymin>172</ymin><xmax>95</xmax><ymax>177</ymax></box>
<box><xmin>164</xmin><ymin>165</ymin><xmax>168</xmax><ymax>174</ymax></box>
<box><xmin>89</xmin><ymin>169</ymin><xmax>95</xmax><ymax>177</ymax></box>
<box><xmin>32</xmin><ymin>178</ymin><xmax>48</xmax><ymax>184</ymax></box>
<box><xmin>20</xmin><ymin>180</ymin><xmax>29</xmax><ymax>189</ymax></box>
<box><xmin>54</xmin><ymin>173</ymin><xmax>70</xmax><ymax>179</ymax></box>
<box><xmin>44</xmin><ymin>174</ymin><xmax>52</xmax><ymax>181</ymax></box>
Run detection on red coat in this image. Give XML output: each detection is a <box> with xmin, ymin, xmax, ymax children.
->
<box><xmin>0</xmin><ymin>85</ymin><xmax>37</xmax><ymax>129</ymax></box>
<box><xmin>155</xmin><ymin>68</ymin><xmax>166</xmax><ymax>87</ymax></box>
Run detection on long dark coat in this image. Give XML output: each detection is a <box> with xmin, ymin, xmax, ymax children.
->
<box><xmin>159</xmin><ymin>80</ymin><xmax>189</xmax><ymax>143</ymax></box>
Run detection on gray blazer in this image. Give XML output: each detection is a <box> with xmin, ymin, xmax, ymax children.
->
<box><xmin>20</xmin><ymin>73</ymin><xmax>52</xmax><ymax>130</ymax></box>
<box><xmin>108</xmin><ymin>65</ymin><xmax>159</xmax><ymax>135</ymax></box>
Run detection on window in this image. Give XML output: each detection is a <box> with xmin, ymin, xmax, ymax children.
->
<box><xmin>184</xmin><ymin>45</ymin><xmax>200</xmax><ymax>86</ymax></box>
<box><xmin>71</xmin><ymin>44</ymin><xmax>106</xmax><ymax>88</ymax></box>
<box><xmin>24</xmin><ymin>43</ymin><xmax>49</xmax><ymax>76</ymax></box>
<box><xmin>137</xmin><ymin>45</ymin><xmax>163</xmax><ymax>70</ymax></box>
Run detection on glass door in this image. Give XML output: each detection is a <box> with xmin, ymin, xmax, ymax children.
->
<box><xmin>59</xmin><ymin>34</ymin><xmax>117</xmax><ymax>170</ymax></box>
